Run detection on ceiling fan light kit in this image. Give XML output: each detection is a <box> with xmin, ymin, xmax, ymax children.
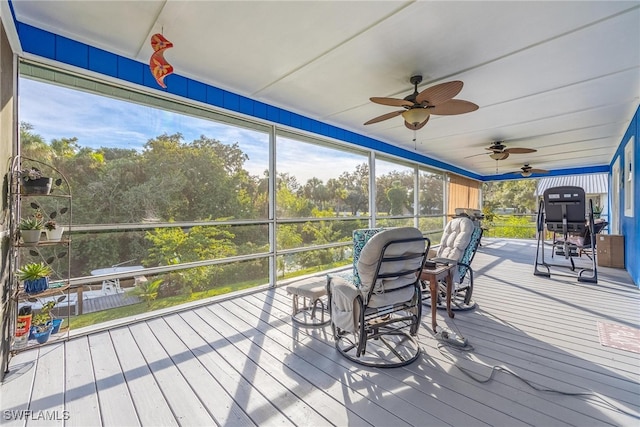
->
<box><xmin>489</xmin><ymin>152</ymin><xmax>509</xmax><ymax>161</ymax></box>
<box><xmin>402</xmin><ymin>108</ymin><xmax>430</xmax><ymax>126</ymax></box>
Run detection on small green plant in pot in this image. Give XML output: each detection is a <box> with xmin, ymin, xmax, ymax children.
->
<box><xmin>593</xmin><ymin>204</ymin><xmax>602</xmax><ymax>219</ymax></box>
<box><xmin>17</xmin><ymin>262</ymin><xmax>52</xmax><ymax>294</ymax></box>
<box><xmin>19</xmin><ymin>216</ymin><xmax>43</xmax><ymax>246</ymax></box>
<box><xmin>31</xmin><ymin>301</ymin><xmax>55</xmax><ymax>332</ymax></box>
<box><xmin>29</xmin><ymin>295</ymin><xmax>66</xmax><ymax>343</ymax></box>
<box><xmin>44</xmin><ymin>219</ymin><xmax>64</xmax><ymax>241</ymax></box>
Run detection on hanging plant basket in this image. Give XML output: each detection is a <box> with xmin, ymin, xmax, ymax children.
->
<box><xmin>21</xmin><ymin>177</ymin><xmax>53</xmax><ymax>195</ymax></box>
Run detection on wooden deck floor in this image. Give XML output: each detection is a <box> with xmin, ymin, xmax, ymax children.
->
<box><xmin>2</xmin><ymin>239</ymin><xmax>639</xmax><ymax>426</ymax></box>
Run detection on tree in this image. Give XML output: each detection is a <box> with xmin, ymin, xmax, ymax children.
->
<box><xmin>419</xmin><ymin>173</ymin><xmax>444</xmax><ymax>215</ymax></box>
<box><xmin>483</xmin><ymin>180</ymin><xmax>538</xmax><ymax>213</ymax></box>
<box><xmin>144</xmin><ymin>225</ymin><xmax>237</xmax><ymax>291</ymax></box>
<box><xmin>386</xmin><ymin>180</ymin><xmax>408</xmax><ymax>215</ymax></box>
<box><xmin>50</xmin><ymin>137</ymin><xmax>80</xmax><ymax>158</ymax></box>
<box><xmin>301</xmin><ymin>177</ymin><xmax>330</xmax><ymax>210</ymax></box>
<box><xmin>376</xmin><ymin>170</ymin><xmax>413</xmax><ymax>214</ymax></box>
<box><xmin>20</xmin><ymin>122</ymin><xmax>53</xmax><ymax>161</ymax></box>
<box><xmin>336</xmin><ymin>163</ymin><xmax>369</xmax><ymax>215</ymax></box>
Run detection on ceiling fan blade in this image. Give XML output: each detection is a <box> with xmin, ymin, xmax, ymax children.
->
<box><xmin>530</xmin><ymin>168</ymin><xmax>549</xmax><ymax>173</ymax></box>
<box><xmin>505</xmin><ymin>147</ymin><xmax>537</xmax><ymax>154</ymax></box>
<box><xmin>429</xmin><ymin>99</ymin><xmax>479</xmax><ymax>115</ymax></box>
<box><xmin>363</xmin><ymin>110</ymin><xmax>404</xmax><ymax>125</ymax></box>
<box><xmin>463</xmin><ymin>152</ymin><xmax>489</xmax><ymax>159</ymax></box>
<box><xmin>404</xmin><ymin>115</ymin><xmax>430</xmax><ymax>130</ymax></box>
<box><xmin>370</xmin><ymin>97</ymin><xmax>414</xmax><ymax>107</ymax></box>
<box><xmin>415</xmin><ymin>80</ymin><xmax>463</xmax><ymax>105</ymax></box>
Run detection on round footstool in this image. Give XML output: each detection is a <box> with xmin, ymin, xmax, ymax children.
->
<box><xmin>286</xmin><ymin>278</ymin><xmax>330</xmax><ymax>327</ymax></box>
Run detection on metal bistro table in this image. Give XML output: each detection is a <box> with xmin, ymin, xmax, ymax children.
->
<box><xmin>420</xmin><ymin>263</ymin><xmax>455</xmax><ymax>332</ymax></box>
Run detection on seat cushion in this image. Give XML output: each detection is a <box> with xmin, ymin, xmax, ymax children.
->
<box><xmin>357</xmin><ymin>227</ymin><xmax>425</xmax><ymax>307</ymax></box>
<box><xmin>436</xmin><ymin>217</ymin><xmax>475</xmax><ymax>262</ymax></box>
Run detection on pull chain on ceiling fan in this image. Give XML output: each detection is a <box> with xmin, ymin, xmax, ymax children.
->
<box><xmin>364</xmin><ymin>75</ymin><xmax>479</xmax><ymax>131</ymax></box>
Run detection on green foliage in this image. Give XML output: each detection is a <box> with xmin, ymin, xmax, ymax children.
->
<box><xmin>18</xmin><ymin>121</ymin><xmax>454</xmax><ymax>321</ymax></box>
<box><xmin>130</xmin><ymin>278</ymin><xmax>163</xmax><ymax>306</ymax></box>
<box><xmin>419</xmin><ymin>173</ymin><xmax>444</xmax><ymax>215</ymax></box>
<box><xmin>17</xmin><ymin>262</ymin><xmax>52</xmax><ymax>281</ymax></box>
<box><xmin>335</xmin><ymin>163</ymin><xmax>369</xmax><ymax>215</ymax></box>
<box><xmin>488</xmin><ymin>215</ymin><xmax>536</xmax><ymax>239</ymax></box>
<box><xmin>386</xmin><ymin>180</ymin><xmax>408</xmax><ymax>215</ymax></box>
<box><xmin>20</xmin><ymin>122</ymin><xmax>52</xmax><ymax>162</ymax></box>
<box><xmin>32</xmin><ymin>301</ymin><xmax>55</xmax><ymax>326</ymax></box>
<box><xmin>30</xmin><ymin>295</ymin><xmax>66</xmax><ymax>330</ymax></box>
<box><xmin>483</xmin><ymin>179</ymin><xmax>538</xmax><ymax>213</ymax></box>
<box><xmin>144</xmin><ymin>225</ymin><xmax>236</xmax><ymax>291</ymax></box>
<box><xmin>19</xmin><ymin>216</ymin><xmax>43</xmax><ymax>230</ymax></box>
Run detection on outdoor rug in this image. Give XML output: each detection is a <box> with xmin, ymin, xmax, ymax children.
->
<box><xmin>597</xmin><ymin>321</ymin><xmax>640</xmax><ymax>354</ymax></box>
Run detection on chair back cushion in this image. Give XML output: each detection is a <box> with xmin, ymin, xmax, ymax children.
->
<box><xmin>543</xmin><ymin>186</ymin><xmax>586</xmax><ymax>233</ymax></box>
<box><xmin>357</xmin><ymin>227</ymin><xmax>425</xmax><ymax>307</ymax></box>
<box><xmin>457</xmin><ymin>225</ymin><xmax>482</xmax><ymax>280</ymax></box>
<box><xmin>352</xmin><ymin>228</ymin><xmax>384</xmax><ymax>287</ymax></box>
<box><xmin>436</xmin><ymin>217</ymin><xmax>475</xmax><ymax>262</ymax></box>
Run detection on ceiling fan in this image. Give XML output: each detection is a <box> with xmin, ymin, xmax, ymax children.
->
<box><xmin>481</xmin><ymin>141</ymin><xmax>537</xmax><ymax>160</ymax></box>
<box><xmin>509</xmin><ymin>164</ymin><xmax>549</xmax><ymax>177</ymax></box>
<box><xmin>363</xmin><ymin>75</ymin><xmax>479</xmax><ymax>130</ymax></box>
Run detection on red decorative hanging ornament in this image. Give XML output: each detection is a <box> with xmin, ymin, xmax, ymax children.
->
<box><xmin>149</xmin><ymin>33</ymin><xmax>174</xmax><ymax>88</ymax></box>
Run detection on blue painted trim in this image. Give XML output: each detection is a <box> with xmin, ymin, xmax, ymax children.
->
<box><xmin>6</xmin><ymin>0</ymin><xmax>18</xmax><ymax>28</ymax></box>
<box><xmin>608</xmin><ymin>105</ymin><xmax>640</xmax><ymax>287</ymax></box>
<box><xmin>88</xmin><ymin>46</ymin><xmax>117</xmax><ymax>77</ymax></box>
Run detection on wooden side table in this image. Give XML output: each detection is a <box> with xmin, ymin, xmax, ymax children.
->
<box><xmin>420</xmin><ymin>264</ymin><xmax>455</xmax><ymax>332</ymax></box>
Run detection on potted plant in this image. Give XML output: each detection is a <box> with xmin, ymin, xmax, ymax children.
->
<box><xmin>44</xmin><ymin>219</ymin><xmax>64</xmax><ymax>242</ymax></box>
<box><xmin>593</xmin><ymin>204</ymin><xmax>602</xmax><ymax>219</ymax></box>
<box><xmin>19</xmin><ymin>216</ymin><xmax>44</xmax><ymax>246</ymax></box>
<box><xmin>17</xmin><ymin>167</ymin><xmax>52</xmax><ymax>195</ymax></box>
<box><xmin>17</xmin><ymin>262</ymin><xmax>52</xmax><ymax>294</ymax></box>
<box><xmin>30</xmin><ymin>301</ymin><xmax>54</xmax><ymax>343</ymax></box>
<box><xmin>27</xmin><ymin>295</ymin><xmax>66</xmax><ymax>344</ymax></box>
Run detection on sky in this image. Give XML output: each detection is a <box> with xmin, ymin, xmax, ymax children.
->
<box><xmin>18</xmin><ymin>77</ymin><xmax>401</xmax><ymax>183</ymax></box>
